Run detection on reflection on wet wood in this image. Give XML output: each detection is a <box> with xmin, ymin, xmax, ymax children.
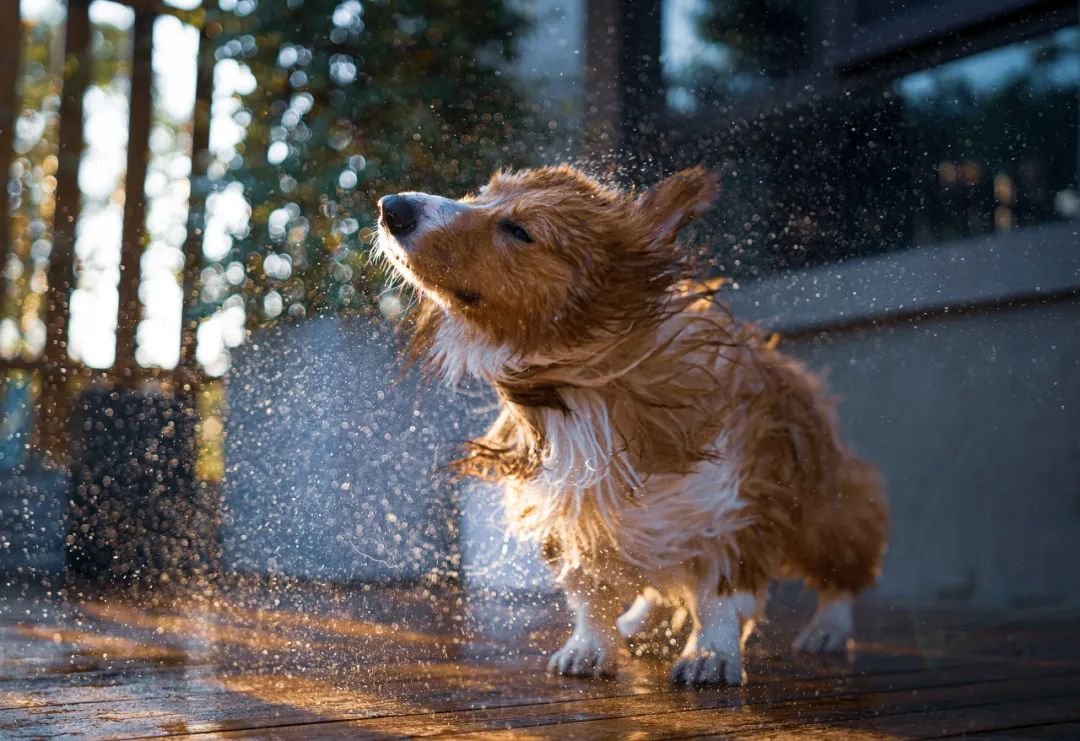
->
<box><xmin>0</xmin><ymin>582</ymin><xmax>1076</xmax><ymax>739</ymax></box>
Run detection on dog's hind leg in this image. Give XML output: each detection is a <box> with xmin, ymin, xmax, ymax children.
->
<box><xmin>790</xmin><ymin>457</ymin><xmax>887</xmax><ymax>654</ymax></box>
<box><xmin>794</xmin><ymin>591</ymin><xmax>854</xmax><ymax>653</ymax></box>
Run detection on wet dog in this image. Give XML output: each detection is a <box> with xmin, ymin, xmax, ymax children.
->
<box><xmin>375</xmin><ymin>165</ymin><xmax>888</xmax><ymax>685</ymax></box>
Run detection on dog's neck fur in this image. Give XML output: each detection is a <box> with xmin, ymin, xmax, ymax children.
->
<box><xmin>419</xmin><ymin>294</ymin><xmax>753</xmax><ymax>490</ymax></box>
<box><xmin>426</xmin><ymin>313</ymin><xmax>515</xmax><ymax>387</ymax></box>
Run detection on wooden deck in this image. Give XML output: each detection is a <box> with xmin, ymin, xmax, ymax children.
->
<box><xmin>1</xmin><ymin>581</ymin><xmax>1078</xmax><ymax>739</ymax></box>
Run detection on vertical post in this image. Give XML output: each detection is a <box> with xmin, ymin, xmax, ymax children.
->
<box><xmin>584</xmin><ymin>0</ymin><xmax>664</xmax><ymax>176</ymax></box>
<box><xmin>114</xmin><ymin>9</ymin><xmax>154</xmax><ymax>381</ymax></box>
<box><xmin>0</xmin><ymin>0</ymin><xmax>20</xmax><ymax>279</ymax></box>
<box><xmin>584</xmin><ymin>0</ymin><xmax>623</xmax><ymax>156</ymax></box>
<box><xmin>619</xmin><ymin>0</ymin><xmax>663</xmax><ymax>175</ymax></box>
<box><xmin>178</xmin><ymin>20</ymin><xmax>220</xmax><ymax>586</ymax></box>
<box><xmin>39</xmin><ymin>0</ymin><xmax>91</xmax><ymax>464</ymax></box>
<box><xmin>178</xmin><ymin>22</ymin><xmax>215</xmax><ymax>385</ymax></box>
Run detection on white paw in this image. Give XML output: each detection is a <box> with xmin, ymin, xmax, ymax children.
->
<box><xmin>546</xmin><ymin>632</ymin><xmax>618</xmax><ymax>678</ymax></box>
<box><xmin>794</xmin><ymin>595</ymin><xmax>854</xmax><ymax>654</ymax></box>
<box><xmin>670</xmin><ymin>645</ymin><xmax>745</xmax><ymax>686</ymax></box>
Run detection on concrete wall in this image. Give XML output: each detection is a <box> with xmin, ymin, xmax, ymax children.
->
<box><xmin>773</xmin><ymin>301</ymin><xmax>1080</xmax><ymax>607</ymax></box>
<box><xmin>0</xmin><ymin>471</ymin><xmax>66</xmax><ymax>583</ymax></box>
<box><xmin>728</xmin><ymin>222</ymin><xmax>1080</xmax><ymax>608</ymax></box>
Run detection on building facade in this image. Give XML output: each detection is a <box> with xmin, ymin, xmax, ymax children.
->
<box><xmin>584</xmin><ymin>0</ymin><xmax>1079</xmax><ymax>606</ymax></box>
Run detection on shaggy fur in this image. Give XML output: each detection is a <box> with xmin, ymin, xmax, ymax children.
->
<box><xmin>375</xmin><ymin>165</ymin><xmax>888</xmax><ymax>685</ymax></box>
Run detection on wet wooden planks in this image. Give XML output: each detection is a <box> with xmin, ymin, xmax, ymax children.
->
<box><xmin>0</xmin><ymin>584</ymin><xmax>1077</xmax><ymax>739</ymax></box>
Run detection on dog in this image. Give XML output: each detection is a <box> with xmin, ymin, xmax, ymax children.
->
<box><xmin>374</xmin><ymin>165</ymin><xmax>888</xmax><ymax>686</ymax></box>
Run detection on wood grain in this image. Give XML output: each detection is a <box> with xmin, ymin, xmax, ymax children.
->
<box><xmin>0</xmin><ymin>583</ymin><xmax>1076</xmax><ymax>739</ymax></box>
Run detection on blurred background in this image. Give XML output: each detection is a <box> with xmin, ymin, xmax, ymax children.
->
<box><xmin>0</xmin><ymin>0</ymin><xmax>1077</xmax><ymax>609</ymax></box>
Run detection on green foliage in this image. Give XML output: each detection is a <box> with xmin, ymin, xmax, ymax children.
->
<box><xmin>3</xmin><ymin>7</ymin><xmax>67</xmax><ymax>359</ymax></box>
<box><xmin>212</xmin><ymin>0</ymin><xmax>537</xmax><ymax>326</ymax></box>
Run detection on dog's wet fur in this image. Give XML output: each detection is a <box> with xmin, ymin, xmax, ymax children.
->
<box><xmin>375</xmin><ymin>165</ymin><xmax>888</xmax><ymax>685</ymax></box>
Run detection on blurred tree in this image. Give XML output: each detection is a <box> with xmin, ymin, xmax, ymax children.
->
<box><xmin>212</xmin><ymin>0</ymin><xmax>535</xmax><ymax>327</ymax></box>
<box><xmin>3</xmin><ymin>5</ymin><xmax>66</xmax><ymax>362</ymax></box>
<box><xmin>4</xmin><ymin>4</ymin><xmax>134</xmax><ymax>363</ymax></box>
<box><xmin>694</xmin><ymin>0</ymin><xmax>813</xmax><ymax>98</ymax></box>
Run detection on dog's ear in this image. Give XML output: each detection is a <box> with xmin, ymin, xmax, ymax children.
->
<box><xmin>635</xmin><ymin>167</ymin><xmax>719</xmax><ymax>241</ymax></box>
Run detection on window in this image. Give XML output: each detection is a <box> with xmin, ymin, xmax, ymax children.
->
<box><xmin>681</xmin><ymin>25</ymin><xmax>1079</xmax><ymax>281</ymax></box>
<box><xmin>898</xmin><ymin>27</ymin><xmax>1078</xmax><ymax>244</ymax></box>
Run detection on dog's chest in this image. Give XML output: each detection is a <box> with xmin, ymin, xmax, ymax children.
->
<box><xmin>501</xmin><ymin>388</ymin><xmax>748</xmax><ymax>571</ymax></box>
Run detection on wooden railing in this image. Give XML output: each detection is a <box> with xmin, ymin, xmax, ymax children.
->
<box><xmin>0</xmin><ymin>0</ymin><xmax>216</xmax><ymax>465</ymax></box>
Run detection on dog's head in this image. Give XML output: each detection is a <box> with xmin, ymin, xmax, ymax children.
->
<box><xmin>375</xmin><ymin>165</ymin><xmax>718</xmax><ymax>360</ymax></box>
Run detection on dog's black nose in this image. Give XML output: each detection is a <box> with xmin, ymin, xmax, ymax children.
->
<box><xmin>379</xmin><ymin>195</ymin><xmax>417</xmax><ymax>237</ymax></box>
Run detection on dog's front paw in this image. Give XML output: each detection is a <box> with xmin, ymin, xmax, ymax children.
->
<box><xmin>546</xmin><ymin>632</ymin><xmax>618</xmax><ymax>678</ymax></box>
<box><xmin>670</xmin><ymin>645</ymin><xmax>745</xmax><ymax>686</ymax></box>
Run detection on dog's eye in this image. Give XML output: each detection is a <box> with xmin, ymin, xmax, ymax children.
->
<box><xmin>499</xmin><ymin>220</ymin><xmax>533</xmax><ymax>243</ymax></box>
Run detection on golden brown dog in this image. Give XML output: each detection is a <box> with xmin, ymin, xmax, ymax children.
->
<box><xmin>375</xmin><ymin>165</ymin><xmax>888</xmax><ymax>685</ymax></box>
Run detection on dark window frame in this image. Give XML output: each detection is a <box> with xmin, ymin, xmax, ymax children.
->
<box><xmin>825</xmin><ymin>0</ymin><xmax>1062</xmax><ymax>68</ymax></box>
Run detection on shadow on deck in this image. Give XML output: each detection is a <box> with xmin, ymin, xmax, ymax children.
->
<box><xmin>0</xmin><ymin>580</ymin><xmax>1078</xmax><ymax>739</ymax></box>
